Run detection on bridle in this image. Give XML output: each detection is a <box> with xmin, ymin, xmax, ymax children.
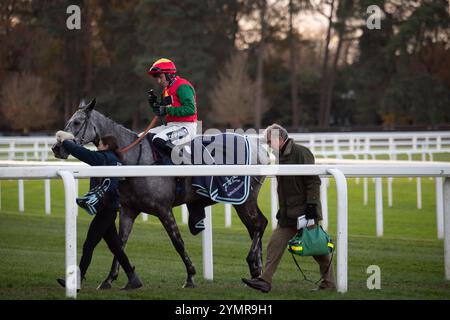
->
<box><xmin>65</xmin><ymin>109</ymin><xmax>99</xmax><ymax>147</ymax></box>
<box><xmin>71</xmin><ymin>112</ymin><xmax>157</xmax><ymax>166</ymax></box>
<box><xmin>63</xmin><ymin>109</ymin><xmax>158</xmax><ymax>154</ymax></box>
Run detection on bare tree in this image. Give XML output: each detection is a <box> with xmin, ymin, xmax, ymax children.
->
<box><xmin>289</xmin><ymin>0</ymin><xmax>302</xmax><ymax>129</ymax></box>
<box><xmin>317</xmin><ymin>0</ymin><xmax>353</xmax><ymax>127</ymax></box>
<box><xmin>317</xmin><ymin>0</ymin><xmax>336</xmax><ymax>127</ymax></box>
<box><xmin>0</xmin><ymin>72</ymin><xmax>58</xmax><ymax>133</ymax></box>
<box><xmin>254</xmin><ymin>0</ymin><xmax>267</xmax><ymax>130</ymax></box>
<box><xmin>208</xmin><ymin>52</ymin><xmax>257</xmax><ymax>128</ymax></box>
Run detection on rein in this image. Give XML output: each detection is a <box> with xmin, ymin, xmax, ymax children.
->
<box><xmin>120</xmin><ymin>116</ymin><xmax>158</xmax><ymax>153</ymax></box>
<box><xmin>67</xmin><ymin>109</ymin><xmax>158</xmax><ymax>154</ymax></box>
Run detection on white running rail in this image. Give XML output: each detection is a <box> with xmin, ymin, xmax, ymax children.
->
<box><xmin>1</xmin><ymin>163</ymin><xmax>450</xmax><ymax>298</ymax></box>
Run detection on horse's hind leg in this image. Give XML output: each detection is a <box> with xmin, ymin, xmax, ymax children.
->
<box><xmin>97</xmin><ymin>206</ymin><xmax>139</xmax><ymax>290</ymax></box>
<box><xmin>234</xmin><ymin>203</ymin><xmax>268</xmax><ymax>279</ymax></box>
<box><xmin>159</xmin><ymin>209</ymin><xmax>196</xmax><ymax>288</ymax></box>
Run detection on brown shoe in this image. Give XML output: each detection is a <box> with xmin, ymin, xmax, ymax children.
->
<box><xmin>310</xmin><ymin>285</ymin><xmax>336</xmax><ymax>292</ymax></box>
<box><xmin>242</xmin><ymin>277</ymin><xmax>271</xmax><ymax>293</ymax></box>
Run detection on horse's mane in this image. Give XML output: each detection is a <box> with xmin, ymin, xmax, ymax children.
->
<box><xmin>93</xmin><ymin>109</ymin><xmax>138</xmax><ymax>137</ymax></box>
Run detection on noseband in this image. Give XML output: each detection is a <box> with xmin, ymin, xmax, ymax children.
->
<box><xmin>65</xmin><ymin>109</ymin><xmax>99</xmax><ymax>147</ymax></box>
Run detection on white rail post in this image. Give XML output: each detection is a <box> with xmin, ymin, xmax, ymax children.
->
<box><xmin>388</xmin><ymin>177</ymin><xmax>393</xmax><ymax>207</ymax></box>
<box><xmin>364</xmin><ymin>137</ymin><xmax>370</xmax><ymax>154</ymax></box>
<box><xmin>417</xmin><ymin>177</ymin><xmax>422</xmax><ymax>210</ymax></box>
<box><xmin>33</xmin><ymin>141</ymin><xmax>39</xmax><ymax>159</ymax></box>
<box><xmin>327</xmin><ymin>169</ymin><xmax>348</xmax><ymax>293</ymax></box>
<box><xmin>333</xmin><ymin>136</ymin><xmax>338</xmax><ymax>154</ymax></box>
<box><xmin>225</xmin><ymin>204</ymin><xmax>232</xmax><ymax>228</ymax></box>
<box><xmin>18</xmin><ymin>179</ymin><xmax>24</xmax><ymax>212</ymax></box>
<box><xmin>320</xmin><ymin>177</ymin><xmax>329</xmax><ymax>231</ymax></box>
<box><xmin>421</xmin><ymin>151</ymin><xmax>427</xmax><ymax>162</ymax></box>
<box><xmin>8</xmin><ymin>141</ymin><xmax>14</xmax><ymax>160</ymax></box>
<box><xmin>44</xmin><ymin>141</ymin><xmax>49</xmax><ymax>161</ymax></box>
<box><xmin>309</xmin><ymin>136</ymin><xmax>315</xmax><ymax>153</ymax></box>
<box><xmin>270</xmin><ymin>177</ymin><xmax>278</xmax><ymax>230</ymax></box>
<box><xmin>203</xmin><ymin>206</ymin><xmax>213</xmax><ymax>280</ymax></box>
<box><xmin>408</xmin><ymin>153</ymin><xmax>413</xmax><ymax>181</ymax></box>
<box><xmin>58</xmin><ymin>170</ymin><xmax>78</xmax><ymax>299</ymax></box>
<box><xmin>363</xmin><ymin>154</ymin><xmax>368</xmax><ymax>205</ymax></box>
<box><xmin>45</xmin><ymin>179</ymin><xmax>51</xmax><ymax>214</ymax></box>
<box><xmin>181</xmin><ymin>204</ymin><xmax>188</xmax><ymax>224</ymax></box>
<box><xmin>444</xmin><ymin>177</ymin><xmax>450</xmax><ymax>280</ymax></box>
<box><xmin>389</xmin><ymin>137</ymin><xmax>394</xmax><ymax>155</ymax></box>
<box><xmin>41</xmin><ymin>153</ymin><xmax>51</xmax><ymax>215</ymax></box>
<box><xmin>375</xmin><ymin>177</ymin><xmax>383</xmax><ymax>237</ymax></box>
<box><xmin>364</xmin><ymin>177</ymin><xmax>368</xmax><ymax>206</ymax></box>
<box><xmin>436</xmin><ymin>177</ymin><xmax>444</xmax><ymax>240</ymax></box>
<box><xmin>355</xmin><ymin>154</ymin><xmax>360</xmax><ymax>185</ymax></box>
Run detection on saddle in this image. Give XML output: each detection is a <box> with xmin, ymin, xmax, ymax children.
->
<box><xmin>146</xmin><ymin>132</ymin><xmax>251</xmax><ymax>236</ymax></box>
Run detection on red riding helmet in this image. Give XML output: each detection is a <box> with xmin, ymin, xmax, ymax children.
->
<box><xmin>147</xmin><ymin>58</ymin><xmax>177</xmax><ymax>75</ymax></box>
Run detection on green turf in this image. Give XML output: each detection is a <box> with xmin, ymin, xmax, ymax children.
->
<box><xmin>1</xmin><ymin>173</ymin><xmax>450</xmax><ymax>300</ymax></box>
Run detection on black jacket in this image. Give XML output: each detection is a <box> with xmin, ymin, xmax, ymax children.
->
<box><xmin>62</xmin><ymin>140</ymin><xmax>122</xmax><ymax>210</ymax></box>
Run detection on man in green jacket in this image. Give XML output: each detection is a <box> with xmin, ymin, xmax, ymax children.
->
<box><xmin>242</xmin><ymin>124</ymin><xmax>335</xmax><ymax>293</ymax></box>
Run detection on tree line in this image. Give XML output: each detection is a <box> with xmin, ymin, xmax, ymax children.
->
<box><xmin>0</xmin><ymin>0</ymin><xmax>449</xmax><ymax>134</ymax></box>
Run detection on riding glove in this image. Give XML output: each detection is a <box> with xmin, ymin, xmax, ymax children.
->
<box><xmin>304</xmin><ymin>203</ymin><xmax>318</xmax><ymax>220</ymax></box>
<box><xmin>147</xmin><ymin>90</ymin><xmax>158</xmax><ymax>108</ymax></box>
<box><xmin>153</xmin><ymin>105</ymin><xmax>169</xmax><ymax>117</ymax></box>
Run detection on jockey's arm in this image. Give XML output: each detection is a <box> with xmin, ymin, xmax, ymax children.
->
<box><xmin>166</xmin><ymin>84</ymin><xmax>196</xmax><ymax>117</ymax></box>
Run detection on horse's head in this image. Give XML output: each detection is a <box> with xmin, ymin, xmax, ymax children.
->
<box><xmin>52</xmin><ymin>98</ymin><xmax>100</xmax><ymax>159</ymax></box>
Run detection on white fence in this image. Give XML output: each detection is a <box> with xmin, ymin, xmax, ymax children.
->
<box><xmin>1</xmin><ymin>163</ymin><xmax>450</xmax><ymax>299</ymax></box>
<box><xmin>2</xmin><ymin>158</ymin><xmax>446</xmax><ymax>239</ymax></box>
<box><xmin>3</xmin><ymin>131</ymin><xmax>449</xmax><ymax>233</ymax></box>
<box><xmin>290</xmin><ymin>131</ymin><xmax>450</xmax><ymax>159</ymax></box>
<box><xmin>2</xmin><ymin>131</ymin><xmax>450</xmax><ymax>161</ymax></box>
<box><xmin>2</xmin><ymin>132</ymin><xmax>448</xmax><ymax>227</ymax></box>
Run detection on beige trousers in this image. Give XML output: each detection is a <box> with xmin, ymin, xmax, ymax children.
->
<box><xmin>260</xmin><ymin>225</ymin><xmax>336</xmax><ymax>288</ymax></box>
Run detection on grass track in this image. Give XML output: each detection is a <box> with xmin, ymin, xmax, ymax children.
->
<box><xmin>1</xmin><ymin>159</ymin><xmax>450</xmax><ymax>299</ymax></box>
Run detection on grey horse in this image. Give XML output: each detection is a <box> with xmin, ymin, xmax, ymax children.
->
<box><xmin>52</xmin><ymin>99</ymin><xmax>270</xmax><ymax>289</ymax></box>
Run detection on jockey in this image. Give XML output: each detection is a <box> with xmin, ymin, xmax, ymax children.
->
<box><xmin>147</xmin><ymin>58</ymin><xmax>198</xmax><ymax>163</ymax></box>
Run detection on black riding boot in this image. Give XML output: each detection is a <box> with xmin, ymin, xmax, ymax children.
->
<box><xmin>153</xmin><ymin>138</ymin><xmax>192</xmax><ymax>165</ymax></box>
<box><xmin>153</xmin><ymin>137</ymin><xmax>176</xmax><ymax>165</ymax></box>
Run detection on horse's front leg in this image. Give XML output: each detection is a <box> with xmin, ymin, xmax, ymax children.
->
<box><xmin>97</xmin><ymin>206</ymin><xmax>139</xmax><ymax>290</ymax></box>
<box><xmin>159</xmin><ymin>209</ymin><xmax>196</xmax><ymax>288</ymax></box>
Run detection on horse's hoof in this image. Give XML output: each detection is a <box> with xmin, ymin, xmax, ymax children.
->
<box><xmin>183</xmin><ymin>281</ymin><xmax>196</xmax><ymax>289</ymax></box>
<box><xmin>97</xmin><ymin>280</ymin><xmax>112</xmax><ymax>290</ymax></box>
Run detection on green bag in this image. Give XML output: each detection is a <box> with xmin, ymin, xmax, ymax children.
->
<box><xmin>287</xmin><ymin>225</ymin><xmax>334</xmax><ymax>257</ymax></box>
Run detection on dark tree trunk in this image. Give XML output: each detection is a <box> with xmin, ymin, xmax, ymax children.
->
<box><xmin>323</xmin><ymin>30</ymin><xmax>344</xmax><ymax>126</ymax></box>
<box><xmin>318</xmin><ymin>0</ymin><xmax>335</xmax><ymax>127</ymax></box>
<box><xmin>323</xmin><ymin>0</ymin><xmax>350</xmax><ymax>127</ymax></box>
<box><xmin>254</xmin><ymin>0</ymin><xmax>267</xmax><ymax>130</ymax></box>
<box><xmin>83</xmin><ymin>0</ymin><xmax>94</xmax><ymax>98</ymax></box>
<box><xmin>289</xmin><ymin>0</ymin><xmax>300</xmax><ymax>129</ymax></box>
